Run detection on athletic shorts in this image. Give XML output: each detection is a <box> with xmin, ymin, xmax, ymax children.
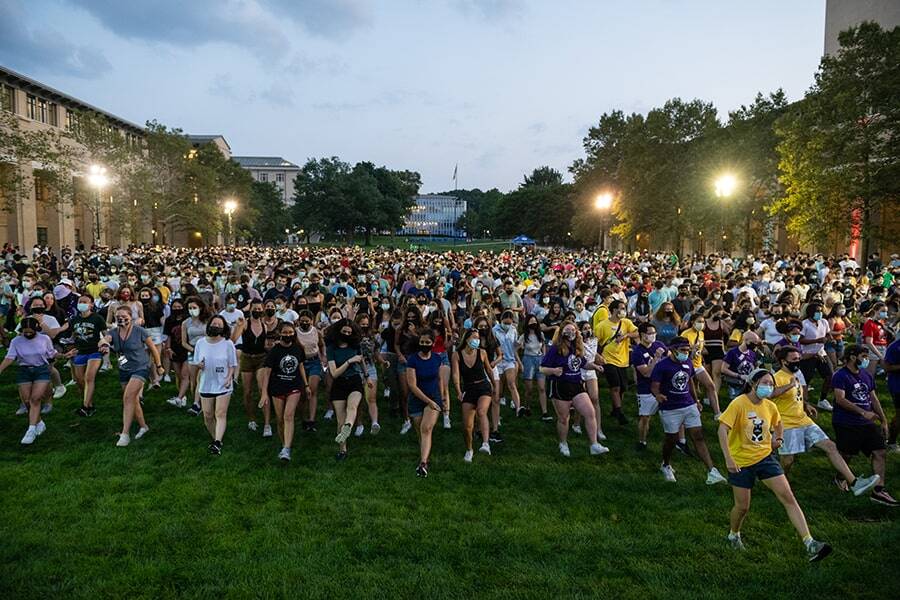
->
<box><xmin>581</xmin><ymin>369</ymin><xmax>597</xmax><ymax>381</ymax></box>
<box><xmin>240</xmin><ymin>353</ymin><xmax>266</xmax><ymax>373</ymax></box>
<box><xmin>779</xmin><ymin>423</ymin><xmax>829</xmax><ymax>455</ymax></box>
<box><xmin>200</xmin><ymin>390</ymin><xmax>231</xmax><ymax>399</ymax></box>
<box><xmin>73</xmin><ymin>352</ymin><xmax>103</xmax><ymax>366</ymax></box>
<box><xmin>637</xmin><ymin>393</ymin><xmax>659</xmax><ymax>417</ymax></box>
<box><xmin>603</xmin><ymin>365</ymin><xmax>629</xmax><ymax>391</ymax></box>
<box><xmin>659</xmin><ymin>404</ymin><xmax>702</xmax><ymax>434</ymax></box>
<box><xmin>492</xmin><ymin>365</ymin><xmax>500</xmax><ymax>380</ymax></box>
<box><xmin>304</xmin><ymin>358</ymin><xmax>323</xmax><ymax>378</ymax></box>
<box><xmin>834</xmin><ymin>422</ymin><xmax>886</xmax><ymax>456</ymax></box>
<box><xmin>728</xmin><ymin>453</ymin><xmax>784</xmax><ymax>489</ymax></box>
<box><xmin>409</xmin><ymin>394</ymin><xmax>444</xmax><ymax>417</ymax></box>
<box><xmin>16</xmin><ymin>364</ymin><xmax>51</xmax><ymax>385</ymax></box>
<box><xmin>119</xmin><ymin>368</ymin><xmax>149</xmax><ymax>384</ymax></box>
<box><xmin>461</xmin><ymin>382</ymin><xmax>492</xmax><ymax>405</ymax></box>
<box><xmin>330</xmin><ymin>376</ymin><xmax>364</xmax><ymax>401</ymax></box>
<box><xmin>705</xmin><ymin>346</ymin><xmax>725</xmax><ymax>362</ymax></box>
<box><xmin>547</xmin><ymin>379</ymin><xmax>585</xmax><ymax>402</ymax></box>
<box><xmin>521</xmin><ymin>355</ymin><xmax>544</xmax><ymax>380</ymax></box>
<box><xmin>695</xmin><ymin>365</ymin><xmax>706</xmax><ymax>376</ymax></box>
<box><xmin>366</xmin><ymin>363</ymin><xmax>378</xmax><ymax>382</ymax></box>
<box><xmin>145</xmin><ymin>326</ymin><xmax>163</xmax><ymax>346</ymax></box>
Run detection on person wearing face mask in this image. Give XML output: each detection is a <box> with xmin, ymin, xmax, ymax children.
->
<box><xmin>272</xmin><ymin>297</ymin><xmax>298</xmax><ymax>325</ymax></box>
<box><xmin>193</xmin><ymin>315</ymin><xmax>238</xmax><ymax>456</ymax></box>
<box><xmin>0</xmin><ymin>318</ymin><xmax>59</xmax><ymax>444</ymax></box>
<box><xmin>181</xmin><ymin>297</ymin><xmax>211</xmax><ymax>418</ymax></box>
<box><xmin>799</xmin><ymin>302</ymin><xmax>835</xmax><ymax>412</ymax></box>
<box><xmin>825</xmin><ymin>302</ymin><xmax>849</xmax><ymax>370</ymax></box>
<box><xmin>472</xmin><ymin>316</ymin><xmax>503</xmax><ymax>444</ymax></box>
<box><xmin>518</xmin><ymin>315</ymin><xmax>549</xmax><ymax>421</ymax></box>
<box><xmin>427</xmin><ymin>310</ymin><xmax>454</xmax><ymax>429</ymax></box>
<box><xmin>69</xmin><ymin>295</ymin><xmax>107</xmax><ymax>417</ymax></box>
<box><xmin>105</xmin><ymin>285</ymin><xmax>144</xmax><ymax>329</ymax></box>
<box><xmin>100</xmin><ymin>306</ymin><xmax>162</xmax><ymax>447</ymax></box>
<box><xmin>259</xmin><ymin>321</ymin><xmax>310</xmax><ymax>462</ymax></box>
<box><xmin>651</xmin><ymin>337</ymin><xmax>726</xmax><ymax>485</ymax></box>
<box><xmin>572</xmin><ymin>320</ymin><xmax>607</xmax><ymax>441</ymax></box>
<box><xmin>163</xmin><ymin>299</ymin><xmax>191</xmax><ymax>408</ymax></box>
<box><xmin>757</xmin><ymin>303</ymin><xmax>787</xmax><ymax>346</ymax></box>
<box><xmin>492</xmin><ymin>311</ymin><xmax>524</xmax><ymax>418</ymax></box>
<box><xmin>539</xmin><ymin>320</ymin><xmax>608</xmax><ymax>458</ymax></box>
<box><xmin>295</xmin><ymin>310</ymin><xmax>327</xmax><ymax>432</ymax></box>
<box><xmin>231</xmin><ymin>300</ymin><xmax>271</xmax><ymax>433</ymax></box>
<box><xmin>722</xmin><ymin>332</ymin><xmax>763</xmax><ymax>401</ymax></box>
<box><xmin>352</xmin><ymin>312</ymin><xmax>383</xmax><ymax>437</ymax></box>
<box><xmin>138</xmin><ymin>287</ymin><xmax>165</xmax><ymax>389</ymax></box>
<box><xmin>394</xmin><ymin>308</ymin><xmax>424</xmax><ymax>434</ymax></box>
<box><xmin>407</xmin><ymin>275</ymin><xmax>432</xmax><ymax>301</ymax></box>
<box><xmin>702</xmin><ymin>307</ymin><xmax>729</xmax><ymax>393</ymax></box>
<box><xmin>631</xmin><ymin>322</ymin><xmax>667</xmax><ymax>450</ymax></box>
<box><xmin>726</xmin><ymin>309</ymin><xmax>756</xmax><ymax>349</ymax></box>
<box><xmin>594</xmin><ymin>300</ymin><xmax>639</xmax><ymax>425</ymax></box>
<box><xmin>886</xmin><ymin>336</ymin><xmax>900</xmax><ymax>452</ymax></box>
<box><xmin>326</xmin><ymin>318</ymin><xmax>367</xmax><ymax>460</ymax></box>
<box><xmin>771</xmin><ymin>347</ymin><xmax>880</xmax><ymax>497</ymax></box>
<box><xmin>861</xmin><ymin>302</ymin><xmax>889</xmax><ymax>377</ymax></box>
<box><xmin>650</xmin><ymin>302</ymin><xmax>680</xmax><ymax>345</ymax></box>
<box><xmin>830</xmin><ymin>346</ymin><xmax>897</xmax><ymax>506</ymax></box>
<box><xmin>452</xmin><ymin>328</ymin><xmax>496</xmax><ymax>462</ymax></box>
<box><xmin>407</xmin><ymin>331</ymin><xmax>447</xmax><ymax>477</ymax></box>
<box><xmin>681</xmin><ymin>314</ymin><xmax>722</xmax><ymax>419</ymax></box>
<box><xmin>717</xmin><ymin>369</ymin><xmax>833</xmax><ymax>561</ymax></box>
<box><xmin>218</xmin><ymin>293</ymin><xmax>245</xmax><ymax>382</ymax></box>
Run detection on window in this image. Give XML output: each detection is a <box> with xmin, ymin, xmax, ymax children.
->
<box><xmin>36</xmin><ymin>227</ymin><xmax>48</xmax><ymax>246</ymax></box>
<box><xmin>49</xmin><ymin>103</ymin><xmax>58</xmax><ymax>126</ymax></box>
<box><xmin>26</xmin><ymin>94</ymin><xmax>36</xmax><ymax>120</ymax></box>
<box><xmin>74</xmin><ymin>229</ymin><xmax>81</xmax><ymax>246</ymax></box>
<box><xmin>0</xmin><ymin>85</ymin><xmax>14</xmax><ymax>113</ymax></box>
<box><xmin>259</xmin><ymin>172</ymin><xmax>269</xmax><ymax>183</ymax></box>
<box><xmin>275</xmin><ymin>173</ymin><xmax>284</xmax><ymax>183</ymax></box>
<box><xmin>37</xmin><ymin>98</ymin><xmax>48</xmax><ymax>123</ymax></box>
<box><xmin>66</xmin><ymin>110</ymin><xmax>80</xmax><ymax>134</ymax></box>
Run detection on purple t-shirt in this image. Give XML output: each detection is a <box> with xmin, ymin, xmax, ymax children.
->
<box><xmin>774</xmin><ymin>338</ymin><xmax>801</xmax><ymax>352</ymax></box>
<box><xmin>7</xmin><ymin>333</ymin><xmax>56</xmax><ymax>367</ymax></box>
<box><xmin>630</xmin><ymin>341</ymin><xmax>667</xmax><ymax>395</ymax></box>
<box><xmin>540</xmin><ymin>343</ymin><xmax>586</xmax><ymax>384</ymax></box>
<box><xmin>724</xmin><ymin>347</ymin><xmax>759</xmax><ymax>380</ymax></box>
<box><xmin>886</xmin><ymin>339</ymin><xmax>900</xmax><ymax>395</ymax></box>
<box><xmin>831</xmin><ymin>367</ymin><xmax>875</xmax><ymax>427</ymax></box>
<box><xmin>650</xmin><ymin>356</ymin><xmax>696</xmax><ymax>410</ymax></box>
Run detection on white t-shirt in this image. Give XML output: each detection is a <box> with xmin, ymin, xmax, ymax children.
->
<box><xmin>759</xmin><ymin>317</ymin><xmax>782</xmax><ymax>345</ymax></box>
<box><xmin>194</xmin><ymin>337</ymin><xmax>238</xmax><ymax>395</ymax></box>
<box><xmin>800</xmin><ymin>318</ymin><xmax>829</xmax><ymax>356</ymax></box>
<box><xmin>218</xmin><ymin>308</ymin><xmax>244</xmax><ymax>328</ymax></box>
<box><xmin>275</xmin><ymin>308</ymin><xmax>298</xmax><ymax>324</ymax></box>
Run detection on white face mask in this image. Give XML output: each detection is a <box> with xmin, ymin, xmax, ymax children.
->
<box><xmin>189</xmin><ymin>308</ymin><xmax>200</xmax><ymax>317</ymax></box>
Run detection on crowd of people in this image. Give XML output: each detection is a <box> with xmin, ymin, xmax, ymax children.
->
<box><xmin>2</xmin><ymin>241</ymin><xmax>899</xmax><ymax>561</ymax></box>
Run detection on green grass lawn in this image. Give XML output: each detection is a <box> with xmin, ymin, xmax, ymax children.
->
<box><xmin>1</xmin><ymin>363</ymin><xmax>898</xmax><ymax>599</ymax></box>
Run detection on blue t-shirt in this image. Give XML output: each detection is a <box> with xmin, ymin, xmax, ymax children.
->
<box><xmin>651</xmin><ymin>320</ymin><xmax>679</xmax><ymax>345</ymax></box>
<box><xmin>831</xmin><ymin>367</ymin><xmax>876</xmax><ymax>427</ymax></box>
<box><xmin>886</xmin><ymin>339</ymin><xmax>900</xmax><ymax>395</ymax></box>
<box><xmin>406</xmin><ymin>351</ymin><xmax>442</xmax><ymax>400</ymax></box>
<box><xmin>630</xmin><ymin>341</ymin><xmax>667</xmax><ymax>395</ymax></box>
<box><xmin>724</xmin><ymin>347</ymin><xmax>759</xmax><ymax>381</ymax></box>
<box><xmin>540</xmin><ymin>343</ymin><xmax>585</xmax><ymax>384</ymax></box>
<box><xmin>326</xmin><ymin>344</ymin><xmax>364</xmax><ymax>380</ymax></box>
<box><xmin>650</xmin><ymin>356</ymin><xmax>696</xmax><ymax>410</ymax></box>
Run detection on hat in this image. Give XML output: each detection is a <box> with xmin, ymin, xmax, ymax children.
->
<box><xmin>59</xmin><ymin>277</ymin><xmax>75</xmax><ymax>287</ymax></box>
<box><xmin>668</xmin><ymin>336</ymin><xmax>690</xmax><ymax>349</ymax></box>
<box><xmin>53</xmin><ymin>284</ymin><xmax>73</xmax><ymax>299</ymax></box>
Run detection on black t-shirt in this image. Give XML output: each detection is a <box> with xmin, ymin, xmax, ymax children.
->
<box><xmin>235</xmin><ymin>286</ymin><xmax>252</xmax><ymax>310</ymax></box>
<box><xmin>264</xmin><ymin>344</ymin><xmax>307</xmax><ymax>395</ymax></box>
<box><xmin>70</xmin><ymin>313</ymin><xmax>107</xmax><ymax>354</ymax></box>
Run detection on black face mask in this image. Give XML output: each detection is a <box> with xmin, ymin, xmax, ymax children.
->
<box><xmin>299</xmin><ymin>322</ymin><xmax>311</xmax><ymax>331</ymax></box>
<box><xmin>308</xmin><ymin>302</ymin><xmax>321</xmax><ymax>312</ymax></box>
<box><xmin>748</xmin><ymin>343</ymin><xmax>760</xmax><ymax>351</ymax></box>
<box><xmin>785</xmin><ymin>361</ymin><xmax>801</xmax><ymax>373</ymax></box>
<box><xmin>207</xmin><ymin>326</ymin><xmax>223</xmax><ymax>337</ymax></box>
<box><xmin>31</xmin><ymin>307</ymin><xmax>45</xmax><ymax>314</ymax></box>
<box><xmin>419</xmin><ymin>342</ymin><xmax>433</xmax><ymax>350</ymax></box>
<box><xmin>251</xmin><ymin>311</ymin><xmax>263</xmax><ymax>319</ymax></box>
<box><xmin>23</xmin><ymin>331</ymin><xmax>36</xmax><ymax>339</ymax></box>
<box><xmin>339</xmin><ymin>332</ymin><xmax>353</xmax><ymax>342</ymax></box>
<box><xmin>281</xmin><ymin>335</ymin><xmax>294</xmax><ymax>344</ymax></box>
<box><xmin>265</xmin><ymin>308</ymin><xmax>276</xmax><ymax>317</ymax></box>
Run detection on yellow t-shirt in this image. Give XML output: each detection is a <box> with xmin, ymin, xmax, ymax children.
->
<box><xmin>728</xmin><ymin>327</ymin><xmax>744</xmax><ymax>343</ymax></box>
<box><xmin>591</xmin><ymin>304</ymin><xmax>610</xmax><ymax>333</ymax></box>
<box><xmin>719</xmin><ymin>393</ymin><xmax>781</xmax><ymax>467</ymax></box>
<box><xmin>595</xmin><ymin>317</ymin><xmax>637</xmax><ymax>368</ymax></box>
<box><xmin>156</xmin><ymin>285</ymin><xmax>171</xmax><ymax>305</ymax></box>
<box><xmin>682</xmin><ymin>327</ymin><xmax>704</xmax><ymax>369</ymax></box>
<box><xmin>771</xmin><ymin>370</ymin><xmax>813</xmax><ymax>429</ymax></box>
<box><xmin>85</xmin><ymin>281</ymin><xmax>107</xmax><ymax>300</ymax></box>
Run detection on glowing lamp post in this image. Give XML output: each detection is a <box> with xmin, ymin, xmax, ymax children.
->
<box><xmin>714</xmin><ymin>174</ymin><xmax>737</xmax><ymax>252</ymax></box>
<box><xmin>223</xmin><ymin>199</ymin><xmax>238</xmax><ymax>245</ymax></box>
<box><xmin>594</xmin><ymin>191</ymin><xmax>614</xmax><ymax>251</ymax></box>
<box><xmin>87</xmin><ymin>165</ymin><xmax>108</xmax><ymax>245</ymax></box>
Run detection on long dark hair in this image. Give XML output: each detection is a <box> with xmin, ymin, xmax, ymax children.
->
<box><xmin>325</xmin><ymin>317</ymin><xmax>361</xmax><ymax>347</ymax></box>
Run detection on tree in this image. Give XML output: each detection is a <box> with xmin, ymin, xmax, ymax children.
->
<box><xmin>234</xmin><ymin>181</ymin><xmax>289</xmax><ymax>243</ymax></box>
<box><xmin>773</xmin><ymin>22</ymin><xmax>900</xmax><ymax>260</ymax></box>
<box><xmin>522</xmin><ymin>166</ymin><xmax>563</xmax><ymax>187</ymax></box>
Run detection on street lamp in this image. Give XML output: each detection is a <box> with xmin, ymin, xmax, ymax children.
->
<box><xmin>87</xmin><ymin>165</ymin><xmax>108</xmax><ymax>245</ymax></box>
<box><xmin>223</xmin><ymin>199</ymin><xmax>238</xmax><ymax>245</ymax></box>
<box><xmin>714</xmin><ymin>173</ymin><xmax>737</xmax><ymax>252</ymax></box>
<box><xmin>594</xmin><ymin>191</ymin><xmax>614</xmax><ymax>251</ymax></box>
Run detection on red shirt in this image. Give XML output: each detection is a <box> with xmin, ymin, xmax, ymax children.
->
<box><xmin>862</xmin><ymin>319</ymin><xmax>886</xmax><ymax>346</ymax></box>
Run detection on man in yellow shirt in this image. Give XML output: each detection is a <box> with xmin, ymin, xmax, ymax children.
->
<box><xmin>772</xmin><ymin>347</ymin><xmax>879</xmax><ymax>495</ymax></box>
<box><xmin>717</xmin><ymin>368</ymin><xmax>832</xmax><ymax>562</ymax></box>
<box><xmin>594</xmin><ymin>299</ymin><xmax>638</xmax><ymax>424</ymax></box>
<box><xmin>84</xmin><ymin>271</ymin><xmax>107</xmax><ymax>300</ymax></box>
<box><xmin>589</xmin><ymin>288</ymin><xmax>612</xmax><ymax>333</ymax></box>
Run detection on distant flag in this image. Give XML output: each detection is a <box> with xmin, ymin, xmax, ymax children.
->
<box><xmin>452</xmin><ymin>163</ymin><xmax>458</xmax><ymax>189</ymax></box>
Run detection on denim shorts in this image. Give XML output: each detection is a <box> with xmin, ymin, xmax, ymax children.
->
<box><xmin>435</xmin><ymin>351</ymin><xmax>450</xmax><ymax>367</ymax></box>
<box><xmin>304</xmin><ymin>358</ymin><xmax>323</xmax><ymax>378</ymax></box>
<box><xmin>824</xmin><ymin>339</ymin><xmax>845</xmax><ymax>355</ymax></box>
<box><xmin>521</xmin><ymin>354</ymin><xmax>544</xmax><ymax>380</ymax></box>
<box><xmin>119</xmin><ymin>368</ymin><xmax>149</xmax><ymax>384</ymax></box>
<box><xmin>16</xmin><ymin>364</ymin><xmax>51</xmax><ymax>385</ymax></box>
<box><xmin>73</xmin><ymin>352</ymin><xmax>103</xmax><ymax>366</ymax></box>
<box><xmin>728</xmin><ymin>453</ymin><xmax>784</xmax><ymax>489</ymax></box>
<box><xmin>409</xmin><ymin>394</ymin><xmax>444</xmax><ymax>418</ymax></box>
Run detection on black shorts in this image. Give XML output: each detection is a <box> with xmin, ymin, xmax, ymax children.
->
<box><xmin>330</xmin><ymin>376</ymin><xmax>364</xmax><ymax>401</ymax></box>
<box><xmin>603</xmin><ymin>365</ymin><xmax>629</xmax><ymax>391</ymax></box>
<box><xmin>461</xmin><ymin>382</ymin><xmax>492</xmax><ymax>405</ymax></box>
<box><xmin>705</xmin><ymin>346</ymin><xmax>725</xmax><ymax>362</ymax></box>
<box><xmin>891</xmin><ymin>390</ymin><xmax>900</xmax><ymax>410</ymax></box>
<box><xmin>548</xmin><ymin>379</ymin><xmax>585</xmax><ymax>402</ymax></box>
<box><xmin>834</xmin><ymin>422</ymin><xmax>886</xmax><ymax>456</ymax></box>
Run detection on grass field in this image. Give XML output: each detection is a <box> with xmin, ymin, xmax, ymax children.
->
<box><xmin>1</xmin><ymin>363</ymin><xmax>898</xmax><ymax>600</ymax></box>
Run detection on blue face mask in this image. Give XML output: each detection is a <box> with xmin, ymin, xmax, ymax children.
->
<box><xmin>756</xmin><ymin>384</ymin><xmax>774</xmax><ymax>399</ymax></box>
<box><xmin>468</xmin><ymin>338</ymin><xmax>481</xmax><ymax>350</ymax></box>
<box><xmin>813</xmin><ymin>311</ymin><xmax>823</xmax><ymax>321</ymax></box>
<box><xmin>77</xmin><ymin>302</ymin><xmax>91</xmax><ymax>313</ymax></box>
<box><xmin>859</xmin><ymin>357</ymin><xmax>870</xmax><ymax>369</ymax></box>
<box><xmin>463</xmin><ymin>318</ymin><xmax>472</xmax><ymax>330</ymax></box>
<box><xmin>674</xmin><ymin>351</ymin><xmax>689</xmax><ymax>362</ymax></box>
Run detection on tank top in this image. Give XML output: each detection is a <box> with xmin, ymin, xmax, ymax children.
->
<box><xmin>457</xmin><ymin>349</ymin><xmax>489</xmax><ymax>386</ymax></box>
<box><xmin>704</xmin><ymin>322</ymin><xmax>725</xmax><ymax>347</ymax></box>
<box><xmin>185</xmin><ymin>317</ymin><xmax>207</xmax><ymax>347</ymax></box>
<box><xmin>297</xmin><ymin>326</ymin><xmax>319</xmax><ymax>358</ymax></box>
<box><xmin>433</xmin><ymin>330</ymin><xmax>447</xmax><ymax>354</ymax></box>
<box><xmin>241</xmin><ymin>319</ymin><xmax>267</xmax><ymax>355</ymax></box>
<box><xmin>830</xmin><ymin>317</ymin><xmax>846</xmax><ymax>341</ymax></box>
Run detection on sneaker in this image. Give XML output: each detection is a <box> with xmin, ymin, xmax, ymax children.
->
<box><xmin>523</xmin><ymin>406</ymin><xmax>533</xmax><ymax>417</ymax></box>
<box><xmin>166</xmin><ymin>396</ymin><xmax>183</xmax><ymax>407</ymax></box>
<box><xmin>478</xmin><ymin>442</ymin><xmax>491</xmax><ymax>455</ymax></box>
<box><xmin>187</xmin><ymin>403</ymin><xmax>201</xmax><ymax>416</ymax></box>
<box><xmin>850</xmin><ymin>474</ymin><xmax>880</xmax><ymax>497</ymax></box>
<box><xmin>370</xmin><ymin>422</ymin><xmax>381</xmax><ymax>435</ymax></box>
<box><xmin>500</xmin><ymin>397</ymin><xmax>507</xmax><ymax>407</ymax></box>
<box><xmin>443</xmin><ymin>413</ymin><xmax>451</xmax><ymax>429</ymax></box>
<box><xmin>76</xmin><ymin>406</ymin><xmax>95</xmax><ymax>417</ymax></box>
<box><xmin>676</xmin><ymin>441</ymin><xmax>694</xmax><ymax>458</ymax></box>
<box><xmin>209</xmin><ymin>440</ymin><xmax>222</xmax><ymax>455</ymax></box>
<box><xmin>661</xmin><ymin>464</ymin><xmax>677</xmax><ymax>482</ymax></box>
<box><xmin>572</xmin><ymin>424</ymin><xmax>583</xmax><ymax>435</ymax></box>
<box><xmin>400</xmin><ymin>419</ymin><xmax>412</xmax><ymax>435</ymax></box>
<box><xmin>163</xmin><ymin>374</ymin><xmax>172</xmax><ymax>383</ymax></box>
<box><xmin>40</xmin><ymin>403</ymin><xmax>53</xmax><ymax>414</ymax></box>
<box><xmin>15</xmin><ymin>403</ymin><xmax>27</xmax><ymax>415</ymax></box>
<box><xmin>612</xmin><ymin>408</ymin><xmax>629</xmax><ymax>425</ymax></box>
<box><xmin>150</xmin><ymin>382</ymin><xmax>161</xmax><ymax>390</ymax></box>
<box><xmin>488</xmin><ymin>431</ymin><xmax>503</xmax><ymax>444</ymax></box>
<box><xmin>416</xmin><ymin>462</ymin><xmax>428</xmax><ymax>477</ymax></box>
<box><xmin>135</xmin><ymin>426</ymin><xmax>150</xmax><ymax>439</ymax></box>
<box><xmin>541</xmin><ymin>412</ymin><xmax>554</xmax><ymax>422</ymax></box>
<box><xmin>53</xmin><ymin>385</ymin><xmax>66</xmax><ymax>399</ymax></box>
<box><xmin>713</xmin><ymin>412</ymin><xmax>722</xmax><ymax>421</ymax></box>
<box><xmin>832</xmin><ymin>476</ymin><xmax>850</xmax><ymax>493</ymax></box>
<box><xmin>99</xmin><ymin>364</ymin><xmax>111</xmax><ymax>372</ymax></box>
<box><xmin>635</xmin><ymin>441</ymin><xmax>648</xmax><ymax>452</ymax></box>
<box><xmin>262</xmin><ymin>424</ymin><xmax>273</xmax><ymax>438</ymax></box>
<box><xmin>335</xmin><ymin>423</ymin><xmax>352</xmax><ymax>444</ymax></box>
<box><xmin>515</xmin><ymin>406</ymin><xmax>526</xmax><ymax>418</ymax></box>
<box><xmin>248</xmin><ymin>421</ymin><xmax>258</xmax><ymax>432</ymax></box>
<box><xmin>305</xmin><ymin>420</ymin><xmax>318</xmax><ymax>433</ymax></box>
<box><xmin>597</xmin><ymin>431</ymin><xmax>607</xmax><ymax>442</ymax></box>
<box><xmin>590</xmin><ymin>443</ymin><xmax>610</xmax><ymax>455</ymax></box>
<box><xmin>323</xmin><ymin>409</ymin><xmax>335</xmax><ymax>421</ymax></box>
<box><xmin>887</xmin><ymin>443</ymin><xmax>900</xmax><ymax>454</ymax></box>
<box><xmin>20</xmin><ymin>427</ymin><xmax>37</xmax><ymax>445</ymax></box>
<box><xmin>727</xmin><ymin>533</ymin><xmax>745</xmax><ymax>551</ymax></box>
<box><xmin>463</xmin><ymin>449</ymin><xmax>473</xmax><ymax>463</ymax></box>
<box><xmin>65</xmin><ymin>379</ymin><xmax>77</xmax><ymax>387</ymax></box>
<box><xmin>706</xmin><ymin>467</ymin><xmax>727</xmax><ymax>485</ymax></box>
<box><xmin>354</xmin><ymin>425</ymin><xmax>365</xmax><ymax>437</ymax></box>
<box><xmin>116</xmin><ymin>433</ymin><xmax>131</xmax><ymax>447</ymax></box>
<box><xmin>870</xmin><ymin>489</ymin><xmax>900</xmax><ymax>507</ymax></box>
<box><xmin>816</xmin><ymin>399</ymin><xmax>834</xmax><ymax>412</ymax></box>
<box><xmin>335</xmin><ymin>451</ymin><xmax>348</xmax><ymax>461</ymax></box>
<box><xmin>279</xmin><ymin>447</ymin><xmax>292</xmax><ymax>462</ymax></box>
<box><xmin>805</xmin><ymin>539</ymin><xmax>832</xmax><ymax>562</ymax></box>
<box><xmin>558</xmin><ymin>442</ymin><xmax>571</xmax><ymax>457</ymax></box>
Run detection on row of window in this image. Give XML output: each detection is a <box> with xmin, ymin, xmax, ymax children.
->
<box><xmin>36</xmin><ymin>227</ymin><xmax>82</xmax><ymax>247</ymax></box>
<box><xmin>256</xmin><ymin>172</ymin><xmax>286</xmax><ymax>183</ymax></box>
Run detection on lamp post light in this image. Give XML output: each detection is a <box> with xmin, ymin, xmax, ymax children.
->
<box><xmin>714</xmin><ymin>173</ymin><xmax>737</xmax><ymax>252</ymax></box>
<box><xmin>594</xmin><ymin>191</ymin><xmax>613</xmax><ymax>251</ymax></box>
<box><xmin>223</xmin><ymin>199</ymin><xmax>238</xmax><ymax>246</ymax></box>
<box><xmin>87</xmin><ymin>165</ymin><xmax>108</xmax><ymax>245</ymax></box>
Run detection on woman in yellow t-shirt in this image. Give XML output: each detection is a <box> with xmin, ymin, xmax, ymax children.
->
<box><xmin>682</xmin><ymin>314</ymin><xmax>721</xmax><ymax>418</ymax></box>
<box><xmin>717</xmin><ymin>369</ymin><xmax>832</xmax><ymax>562</ymax></box>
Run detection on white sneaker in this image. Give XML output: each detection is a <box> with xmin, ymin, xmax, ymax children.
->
<box><xmin>40</xmin><ymin>403</ymin><xmax>52</xmax><ymax>414</ymax></box>
<box><xmin>35</xmin><ymin>420</ymin><xmax>46</xmax><ymax>436</ymax></box>
<box><xmin>262</xmin><ymin>424</ymin><xmax>273</xmax><ymax>438</ymax></box>
<box><xmin>400</xmin><ymin>419</ymin><xmax>412</xmax><ymax>435</ymax></box>
<box><xmin>135</xmin><ymin>426</ymin><xmax>150</xmax><ymax>439</ymax></box>
<box><xmin>116</xmin><ymin>433</ymin><xmax>131</xmax><ymax>447</ymax></box>
<box><xmin>590</xmin><ymin>443</ymin><xmax>610</xmax><ymax>455</ymax></box>
<box><xmin>65</xmin><ymin>379</ymin><xmax>77</xmax><ymax>387</ymax></box>
<box><xmin>53</xmin><ymin>385</ymin><xmax>66</xmax><ymax>399</ymax></box>
<box><xmin>661</xmin><ymin>464</ymin><xmax>677</xmax><ymax>482</ymax></box>
<box><xmin>354</xmin><ymin>425</ymin><xmax>365</xmax><ymax>437</ymax></box>
<box><xmin>248</xmin><ymin>421</ymin><xmax>258</xmax><ymax>431</ymax></box>
<box><xmin>163</xmin><ymin>374</ymin><xmax>172</xmax><ymax>383</ymax></box>
<box><xmin>597</xmin><ymin>431</ymin><xmax>607</xmax><ymax>441</ymax></box>
<box><xmin>383</xmin><ymin>388</ymin><xmax>390</xmax><ymax>398</ymax></box>
<box><xmin>706</xmin><ymin>467</ymin><xmax>727</xmax><ymax>485</ymax></box>
<box><xmin>15</xmin><ymin>403</ymin><xmax>27</xmax><ymax>415</ymax></box>
<box><xmin>463</xmin><ymin>449</ymin><xmax>473</xmax><ymax>463</ymax></box>
<box><xmin>479</xmin><ymin>442</ymin><xmax>491</xmax><ymax>455</ymax></box>
<box><xmin>370</xmin><ymin>422</ymin><xmax>381</xmax><ymax>435</ymax></box>
<box><xmin>323</xmin><ymin>409</ymin><xmax>335</xmax><ymax>421</ymax></box>
<box><xmin>559</xmin><ymin>442</ymin><xmax>571</xmax><ymax>457</ymax></box>
<box><xmin>500</xmin><ymin>397</ymin><xmax>507</xmax><ymax>407</ymax></box>
<box><xmin>572</xmin><ymin>425</ymin><xmax>583</xmax><ymax>435</ymax></box>
<box><xmin>279</xmin><ymin>447</ymin><xmax>291</xmax><ymax>461</ymax></box>
<box><xmin>817</xmin><ymin>399</ymin><xmax>834</xmax><ymax>412</ymax></box>
<box><xmin>166</xmin><ymin>396</ymin><xmax>183</xmax><ymax>407</ymax></box>
<box><xmin>850</xmin><ymin>474</ymin><xmax>880</xmax><ymax>497</ymax></box>
<box><xmin>99</xmin><ymin>364</ymin><xmax>111</xmax><ymax>372</ymax></box>
<box><xmin>443</xmin><ymin>414</ymin><xmax>451</xmax><ymax>429</ymax></box>
<box><xmin>21</xmin><ymin>427</ymin><xmax>37</xmax><ymax>445</ymax></box>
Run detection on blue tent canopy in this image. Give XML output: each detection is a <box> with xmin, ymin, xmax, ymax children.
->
<box><xmin>511</xmin><ymin>234</ymin><xmax>535</xmax><ymax>245</ymax></box>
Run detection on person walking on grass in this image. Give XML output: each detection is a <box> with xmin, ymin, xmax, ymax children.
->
<box><xmin>717</xmin><ymin>368</ymin><xmax>833</xmax><ymax>562</ymax></box>
<box><xmin>451</xmin><ymin>328</ymin><xmax>496</xmax><ymax>463</ymax></box>
<box><xmin>259</xmin><ymin>321</ymin><xmax>310</xmax><ymax>462</ymax></box>
<box><xmin>326</xmin><ymin>318</ymin><xmax>366</xmax><ymax>461</ymax></box>
<box><xmin>69</xmin><ymin>295</ymin><xmax>107</xmax><ymax>417</ymax></box>
<box><xmin>650</xmin><ymin>336</ymin><xmax>727</xmax><ymax>485</ymax></box>
<box><xmin>407</xmin><ymin>329</ymin><xmax>446</xmax><ymax>477</ymax></box>
<box><xmin>0</xmin><ymin>318</ymin><xmax>58</xmax><ymax>445</ymax></box>
<box><xmin>194</xmin><ymin>315</ymin><xmax>238</xmax><ymax>455</ymax></box>
<box><xmin>630</xmin><ymin>321</ymin><xmax>667</xmax><ymax>451</ymax></box>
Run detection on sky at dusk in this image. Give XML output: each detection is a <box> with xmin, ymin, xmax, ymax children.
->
<box><xmin>1</xmin><ymin>0</ymin><xmax>828</xmax><ymax>192</ymax></box>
